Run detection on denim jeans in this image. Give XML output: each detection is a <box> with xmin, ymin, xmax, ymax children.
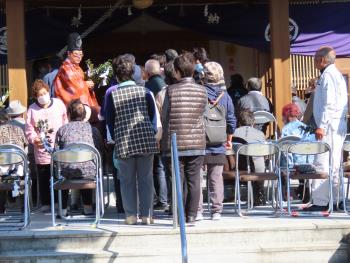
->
<box><xmin>117</xmin><ymin>154</ymin><xmax>154</xmax><ymax>217</ymax></box>
<box><xmin>154</xmin><ymin>154</ymin><xmax>168</xmax><ymax>205</ymax></box>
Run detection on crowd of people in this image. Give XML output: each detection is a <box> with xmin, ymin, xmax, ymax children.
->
<box><xmin>0</xmin><ymin>32</ymin><xmax>347</xmax><ymax>224</ymax></box>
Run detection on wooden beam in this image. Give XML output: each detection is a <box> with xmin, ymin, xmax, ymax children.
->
<box><xmin>269</xmin><ymin>0</ymin><xmax>291</xmax><ymax>127</ymax></box>
<box><xmin>6</xmin><ymin>0</ymin><xmax>27</xmax><ymax>107</ymax></box>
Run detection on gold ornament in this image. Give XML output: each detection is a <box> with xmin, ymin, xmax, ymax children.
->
<box><xmin>132</xmin><ymin>0</ymin><xmax>153</xmax><ymax>9</ymax></box>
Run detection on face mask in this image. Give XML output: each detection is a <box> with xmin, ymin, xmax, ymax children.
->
<box><xmin>37</xmin><ymin>93</ymin><xmax>51</xmax><ymax>105</ymax></box>
<box><xmin>195</xmin><ymin>63</ymin><xmax>204</xmax><ymax>73</ymax></box>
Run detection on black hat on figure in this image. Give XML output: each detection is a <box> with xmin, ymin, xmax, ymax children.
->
<box><xmin>67</xmin><ymin>32</ymin><xmax>82</xmax><ymax>52</ymax></box>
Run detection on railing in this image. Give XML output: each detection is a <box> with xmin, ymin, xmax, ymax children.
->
<box><xmin>290</xmin><ymin>54</ymin><xmax>319</xmax><ymax>99</ymax></box>
<box><xmin>0</xmin><ymin>63</ymin><xmax>8</xmax><ymax>96</ymax></box>
<box><xmin>171</xmin><ymin>133</ymin><xmax>188</xmax><ymax>263</ymax></box>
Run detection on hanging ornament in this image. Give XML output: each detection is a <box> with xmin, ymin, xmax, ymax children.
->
<box><xmin>71</xmin><ymin>5</ymin><xmax>83</xmax><ymax>28</ymax></box>
<box><xmin>128</xmin><ymin>6</ymin><xmax>133</xmax><ymax>16</ymax></box>
<box><xmin>204</xmin><ymin>4</ymin><xmax>208</xmax><ymax>17</ymax></box>
<box><xmin>132</xmin><ymin>0</ymin><xmax>153</xmax><ymax>9</ymax></box>
<box><xmin>207</xmin><ymin>13</ymin><xmax>220</xmax><ymax>24</ymax></box>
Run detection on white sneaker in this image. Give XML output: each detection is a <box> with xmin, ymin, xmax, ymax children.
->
<box><xmin>196</xmin><ymin>213</ymin><xmax>203</xmax><ymax>221</ymax></box>
<box><xmin>83</xmin><ymin>205</ymin><xmax>93</xmax><ymax>215</ymax></box>
<box><xmin>61</xmin><ymin>208</ymin><xmax>67</xmax><ymax>217</ymax></box>
<box><xmin>211</xmin><ymin>213</ymin><xmax>221</xmax><ymax>221</ymax></box>
<box><xmin>141</xmin><ymin>217</ymin><xmax>154</xmax><ymax>225</ymax></box>
<box><xmin>125</xmin><ymin>216</ymin><xmax>137</xmax><ymax>225</ymax></box>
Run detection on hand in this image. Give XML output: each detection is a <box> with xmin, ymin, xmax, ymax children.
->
<box><xmin>85</xmin><ymin>80</ymin><xmax>95</xmax><ymax>90</ymax></box>
<box><xmin>315</xmin><ymin>128</ymin><xmax>325</xmax><ymax>140</ymax></box>
<box><xmin>34</xmin><ymin>137</ymin><xmax>44</xmax><ymax>148</ymax></box>
<box><xmin>225</xmin><ymin>140</ymin><xmax>232</xmax><ymax>150</ymax></box>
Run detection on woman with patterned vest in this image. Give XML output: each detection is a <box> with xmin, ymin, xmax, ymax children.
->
<box><xmin>161</xmin><ymin>52</ymin><xmax>207</xmax><ymax>224</ymax></box>
<box><xmin>105</xmin><ymin>54</ymin><xmax>161</xmax><ymax>225</ymax></box>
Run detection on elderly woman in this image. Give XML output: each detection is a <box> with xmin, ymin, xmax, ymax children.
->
<box><xmin>281</xmin><ymin>103</ymin><xmax>315</xmax><ymax>202</ymax></box>
<box><xmin>0</xmin><ymin>109</ymin><xmax>28</xmax><ymax>213</ymax></box>
<box><xmin>55</xmin><ymin>99</ymin><xmax>104</xmax><ymax>215</ymax></box>
<box><xmin>197</xmin><ymin>62</ymin><xmax>236</xmax><ymax>221</ymax></box>
<box><xmin>25</xmin><ymin>79</ymin><xmax>68</xmax><ymax>212</ymax></box>
<box><xmin>105</xmin><ymin>54</ymin><xmax>160</xmax><ymax>225</ymax></box>
<box><xmin>281</xmin><ymin>103</ymin><xmax>315</xmax><ymax>166</ymax></box>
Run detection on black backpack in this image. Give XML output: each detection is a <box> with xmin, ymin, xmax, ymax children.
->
<box><xmin>204</xmin><ymin>92</ymin><xmax>227</xmax><ymax>146</ymax></box>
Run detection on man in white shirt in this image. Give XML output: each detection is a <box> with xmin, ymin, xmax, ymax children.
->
<box><xmin>304</xmin><ymin>46</ymin><xmax>348</xmax><ymax>211</ymax></box>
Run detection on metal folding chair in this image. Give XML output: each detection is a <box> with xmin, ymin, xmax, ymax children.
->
<box><xmin>0</xmin><ymin>144</ymin><xmax>30</xmax><ymax>230</ymax></box>
<box><xmin>235</xmin><ymin>142</ymin><xmax>283</xmax><ymax>217</ymax></box>
<box><xmin>277</xmin><ymin>136</ymin><xmax>304</xmax><ymax>203</ymax></box>
<box><xmin>286</xmin><ymin>141</ymin><xmax>332</xmax><ymax>216</ymax></box>
<box><xmin>253</xmin><ymin>111</ymin><xmax>278</xmax><ymax>140</ymax></box>
<box><xmin>50</xmin><ymin>142</ymin><xmax>104</xmax><ymax>226</ymax></box>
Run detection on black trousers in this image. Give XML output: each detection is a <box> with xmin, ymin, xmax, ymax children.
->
<box><xmin>166</xmin><ymin>155</ymin><xmax>204</xmax><ymax>218</ymax></box>
<box><xmin>113</xmin><ymin>167</ymin><xmax>124</xmax><ymax>213</ymax></box>
<box><xmin>37</xmin><ymin>164</ymin><xmax>53</xmax><ymax>206</ymax></box>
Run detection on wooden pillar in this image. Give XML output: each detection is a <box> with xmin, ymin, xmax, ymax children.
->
<box><xmin>269</xmin><ymin>0</ymin><xmax>291</xmax><ymax>126</ymax></box>
<box><xmin>6</xmin><ymin>0</ymin><xmax>27</xmax><ymax>107</ymax></box>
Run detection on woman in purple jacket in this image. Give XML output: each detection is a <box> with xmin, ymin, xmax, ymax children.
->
<box><xmin>197</xmin><ymin>62</ymin><xmax>236</xmax><ymax>221</ymax></box>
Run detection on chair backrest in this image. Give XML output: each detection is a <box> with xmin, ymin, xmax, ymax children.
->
<box><xmin>277</xmin><ymin>136</ymin><xmax>301</xmax><ymax>153</ymax></box>
<box><xmin>232</xmin><ymin>137</ymin><xmax>248</xmax><ymax>154</ymax></box>
<box><xmin>253</xmin><ymin>111</ymin><xmax>276</xmax><ymax>125</ymax></box>
<box><xmin>253</xmin><ymin>111</ymin><xmax>278</xmax><ymax>140</ymax></box>
<box><xmin>237</xmin><ymin>142</ymin><xmax>279</xmax><ymax>157</ymax></box>
<box><xmin>52</xmin><ymin>142</ymin><xmax>99</xmax><ymax>164</ymax></box>
<box><xmin>287</xmin><ymin>141</ymin><xmax>330</xmax><ymax>155</ymax></box>
<box><xmin>0</xmin><ymin>144</ymin><xmax>26</xmax><ymax>165</ymax></box>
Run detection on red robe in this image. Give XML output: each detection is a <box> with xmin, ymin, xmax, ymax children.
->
<box><xmin>54</xmin><ymin>59</ymin><xmax>100</xmax><ymax>121</ymax></box>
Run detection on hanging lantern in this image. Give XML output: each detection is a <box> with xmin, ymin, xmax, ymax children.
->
<box><xmin>132</xmin><ymin>0</ymin><xmax>153</xmax><ymax>9</ymax></box>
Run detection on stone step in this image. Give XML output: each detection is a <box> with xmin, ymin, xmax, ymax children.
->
<box><xmin>0</xmin><ymin>242</ymin><xmax>347</xmax><ymax>263</ymax></box>
<box><xmin>1</xmin><ymin>218</ymin><xmax>350</xmax><ymax>253</ymax></box>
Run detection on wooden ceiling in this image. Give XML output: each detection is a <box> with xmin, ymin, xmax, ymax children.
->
<box><xmin>0</xmin><ymin>0</ymin><xmax>254</xmax><ymax>8</ymax></box>
<box><xmin>0</xmin><ymin>0</ymin><xmax>348</xmax><ymax>8</ymax></box>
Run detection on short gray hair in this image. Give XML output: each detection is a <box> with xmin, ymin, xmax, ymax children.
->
<box><xmin>246</xmin><ymin>77</ymin><xmax>262</xmax><ymax>91</ymax></box>
<box><xmin>145</xmin><ymin>59</ymin><xmax>161</xmax><ymax>76</ymax></box>
<box><xmin>316</xmin><ymin>46</ymin><xmax>336</xmax><ymax>64</ymax></box>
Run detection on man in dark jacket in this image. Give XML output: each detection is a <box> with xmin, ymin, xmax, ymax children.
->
<box><xmin>145</xmin><ymin>59</ymin><xmax>166</xmax><ymax>97</ymax></box>
<box><xmin>161</xmin><ymin>52</ymin><xmax>207</xmax><ymax>224</ymax></box>
<box><xmin>237</xmin><ymin>77</ymin><xmax>273</xmax><ymax>133</ymax></box>
<box><xmin>145</xmin><ymin>59</ymin><xmax>168</xmax><ymax>210</ymax></box>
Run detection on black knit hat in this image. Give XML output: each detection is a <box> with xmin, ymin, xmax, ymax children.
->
<box><xmin>67</xmin><ymin>32</ymin><xmax>82</xmax><ymax>52</ymax></box>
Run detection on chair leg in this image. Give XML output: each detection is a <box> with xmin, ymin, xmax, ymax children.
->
<box><xmin>287</xmin><ymin>174</ymin><xmax>292</xmax><ymax>215</ymax></box>
<box><xmin>247</xmin><ymin>182</ymin><xmax>253</xmax><ymax>210</ymax></box>
<box><xmin>328</xmin><ymin>175</ymin><xmax>333</xmax><ymax>214</ymax></box>
<box><xmin>271</xmin><ymin>181</ymin><xmax>276</xmax><ymax>210</ymax></box>
<box><xmin>23</xmin><ymin>175</ymin><xmax>29</xmax><ymax>228</ymax></box>
<box><xmin>266</xmin><ymin>180</ymin><xmax>271</xmax><ymax>205</ymax></box>
<box><xmin>95</xmin><ymin>181</ymin><xmax>100</xmax><ymax>225</ymax></box>
<box><xmin>99</xmin><ymin>169</ymin><xmax>104</xmax><ymax>216</ymax></box>
<box><xmin>236</xmin><ymin>179</ymin><xmax>243</xmax><ymax>217</ymax></box>
<box><xmin>50</xmin><ymin>177</ymin><xmax>56</xmax><ymax>226</ymax></box>
<box><xmin>278</xmin><ymin>176</ymin><xmax>284</xmax><ymax>214</ymax></box>
<box><xmin>233</xmin><ymin>180</ymin><xmax>237</xmax><ymax>213</ymax></box>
